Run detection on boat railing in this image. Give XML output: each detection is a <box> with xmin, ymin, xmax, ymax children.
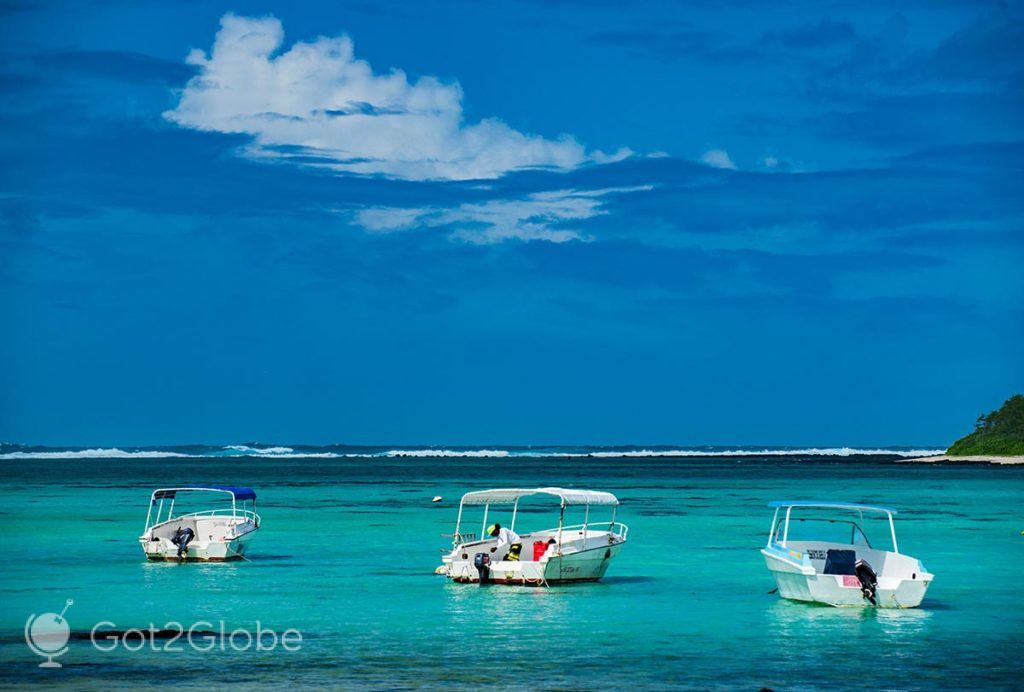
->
<box><xmin>443</xmin><ymin>532</ymin><xmax>478</xmax><ymax>544</ymax></box>
<box><xmin>146</xmin><ymin>508</ymin><xmax>261</xmax><ymax>532</ymax></box>
<box><xmin>445</xmin><ymin>522</ymin><xmax>628</xmax><ymax>550</ymax></box>
<box><xmin>558</xmin><ymin>521</ymin><xmax>629</xmax><ymax>541</ymax></box>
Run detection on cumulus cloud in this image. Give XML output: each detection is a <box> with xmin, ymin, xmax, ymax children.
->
<box><xmin>700</xmin><ymin>149</ymin><xmax>737</xmax><ymax>170</ymax></box>
<box><xmin>165</xmin><ymin>13</ymin><xmax>629</xmax><ymax>181</ymax></box>
<box><xmin>355</xmin><ymin>187</ymin><xmax>650</xmax><ymax>244</ymax></box>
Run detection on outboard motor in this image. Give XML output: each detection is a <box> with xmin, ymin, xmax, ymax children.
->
<box><xmin>171</xmin><ymin>526</ymin><xmax>195</xmax><ymax>561</ymax></box>
<box><xmin>854</xmin><ymin>559</ymin><xmax>878</xmax><ymax>606</ymax></box>
<box><xmin>474</xmin><ymin>552</ymin><xmax>491</xmax><ymax>585</ymax></box>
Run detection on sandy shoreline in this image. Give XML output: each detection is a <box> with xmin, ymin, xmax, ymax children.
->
<box><xmin>902</xmin><ymin>454</ymin><xmax>1024</xmax><ymax>465</ymax></box>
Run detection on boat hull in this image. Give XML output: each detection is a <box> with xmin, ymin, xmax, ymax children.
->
<box><xmin>762</xmin><ymin>549</ymin><xmax>932</xmax><ymax>608</ymax></box>
<box><xmin>447</xmin><ymin>541</ymin><xmax>624</xmax><ymax>585</ymax></box>
<box><xmin>140</xmin><ymin>527</ymin><xmax>257</xmax><ymax>562</ymax></box>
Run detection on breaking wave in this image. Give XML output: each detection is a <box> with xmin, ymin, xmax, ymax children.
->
<box><xmin>224</xmin><ymin>445</ymin><xmax>296</xmax><ymax>455</ymax></box>
<box><xmin>575</xmin><ymin>447</ymin><xmax>945</xmax><ymax>458</ymax></box>
<box><xmin>385</xmin><ymin>449</ymin><xmax>511</xmax><ymax>458</ymax></box>
<box><xmin>218</xmin><ymin>445</ymin><xmax>345</xmax><ymax>457</ymax></box>
<box><xmin>0</xmin><ymin>448</ymin><xmax>197</xmax><ymax>460</ymax></box>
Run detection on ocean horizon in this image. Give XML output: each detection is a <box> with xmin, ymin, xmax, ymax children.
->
<box><xmin>0</xmin><ymin>443</ymin><xmax>948</xmax><ymax>460</ymax></box>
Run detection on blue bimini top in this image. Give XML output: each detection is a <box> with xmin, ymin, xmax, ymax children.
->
<box><xmin>767</xmin><ymin>500</ymin><xmax>896</xmax><ymax>514</ymax></box>
<box><xmin>153</xmin><ymin>486</ymin><xmax>256</xmax><ymax>501</ymax></box>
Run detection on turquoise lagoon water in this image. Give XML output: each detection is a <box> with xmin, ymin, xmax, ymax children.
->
<box><xmin>0</xmin><ymin>448</ymin><xmax>1022</xmax><ymax>689</ymax></box>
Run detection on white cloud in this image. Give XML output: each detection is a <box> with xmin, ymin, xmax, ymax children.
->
<box><xmin>354</xmin><ymin>186</ymin><xmax>650</xmax><ymax>244</ymax></box>
<box><xmin>760</xmin><ymin>155</ymin><xmax>802</xmax><ymax>172</ymax></box>
<box><xmin>165</xmin><ymin>13</ymin><xmax>630</xmax><ymax>181</ymax></box>
<box><xmin>700</xmin><ymin>149</ymin><xmax>737</xmax><ymax>170</ymax></box>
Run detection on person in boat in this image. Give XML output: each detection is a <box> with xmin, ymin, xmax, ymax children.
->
<box><xmin>487</xmin><ymin>523</ymin><xmax>522</xmax><ymax>561</ymax></box>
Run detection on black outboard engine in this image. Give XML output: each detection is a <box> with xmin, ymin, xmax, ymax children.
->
<box><xmin>474</xmin><ymin>552</ymin><xmax>491</xmax><ymax>585</ymax></box>
<box><xmin>854</xmin><ymin>559</ymin><xmax>878</xmax><ymax>605</ymax></box>
<box><xmin>171</xmin><ymin>526</ymin><xmax>195</xmax><ymax>560</ymax></box>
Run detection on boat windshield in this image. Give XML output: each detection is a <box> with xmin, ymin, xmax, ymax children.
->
<box><xmin>773</xmin><ymin>516</ymin><xmax>871</xmax><ymax>547</ymax></box>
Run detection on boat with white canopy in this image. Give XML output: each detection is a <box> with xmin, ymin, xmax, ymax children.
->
<box><xmin>439</xmin><ymin>487</ymin><xmax>628</xmax><ymax>585</ymax></box>
<box><xmin>139</xmin><ymin>486</ymin><xmax>260</xmax><ymax>561</ymax></box>
<box><xmin>762</xmin><ymin>501</ymin><xmax>933</xmax><ymax>608</ymax></box>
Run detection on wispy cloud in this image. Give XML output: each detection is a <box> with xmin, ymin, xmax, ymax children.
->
<box><xmin>593</xmin><ymin>18</ymin><xmax>858</xmax><ymax>64</ymax></box>
<box><xmin>165</xmin><ymin>13</ymin><xmax>630</xmax><ymax>181</ymax></box>
<box><xmin>817</xmin><ymin>10</ymin><xmax>1024</xmax><ymax>92</ymax></box>
<box><xmin>700</xmin><ymin>149</ymin><xmax>736</xmax><ymax>169</ymax></box>
<box><xmin>33</xmin><ymin>50</ymin><xmax>198</xmax><ymax>86</ymax></box>
<box><xmin>760</xmin><ymin>19</ymin><xmax>857</xmax><ymax>49</ymax></box>
<box><xmin>354</xmin><ymin>186</ymin><xmax>651</xmax><ymax>244</ymax></box>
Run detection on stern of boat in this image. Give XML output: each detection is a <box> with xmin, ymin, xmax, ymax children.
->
<box><xmin>140</xmin><ymin>516</ymin><xmax>258</xmax><ymax>562</ymax></box>
<box><xmin>763</xmin><ymin>544</ymin><xmax>933</xmax><ymax>608</ymax></box>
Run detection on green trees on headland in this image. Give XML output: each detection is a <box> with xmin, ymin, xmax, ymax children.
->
<box><xmin>947</xmin><ymin>394</ymin><xmax>1024</xmax><ymax>456</ymax></box>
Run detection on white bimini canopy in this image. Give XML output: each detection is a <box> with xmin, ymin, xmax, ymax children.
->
<box><xmin>460</xmin><ymin>487</ymin><xmax>618</xmax><ymax>506</ymax></box>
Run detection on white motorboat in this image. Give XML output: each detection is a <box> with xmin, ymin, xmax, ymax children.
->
<box><xmin>439</xmin><ymin>487</ymin><xmax>628</xmax><ymax>585</ymax></box>
<box><xmin>761</xmin><ymin>501</ymin><xmax>933</xmax><ymax>608</ymax></box>
<box><xmin>139</xmin><ymin>486</ymin><xmax>260</xmax><ymax>561</ymax></box>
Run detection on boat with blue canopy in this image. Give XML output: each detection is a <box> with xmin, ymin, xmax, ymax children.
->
<box><xmin>139</xmin><ymin>486</ymin><xmax>260</xmax><ymax>561</ymax></box>
<box><xmin>761</xmin><ymin>500</ymin><xmax>933</xmax><ymax>608</ymax></box>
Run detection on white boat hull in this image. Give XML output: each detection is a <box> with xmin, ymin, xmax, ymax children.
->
<box><xmin>762</xmin><ymin>546</ymin><xmax>933</xmax><ymax>608</ymax></box>
<box><xmin>444</xmin><ymin>530</ymin><xmax>626</xmax><ymax>585</ymax></box>
<box><xmin>140</xmin><ymin>518</ymin><xmax>258</xmax><ymax>562</ymax></box>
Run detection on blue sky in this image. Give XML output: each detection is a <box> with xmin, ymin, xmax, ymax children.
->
<box><xmin>1</xmin><ymin>0</ymin><xmax>1021</xmax><ymax>445</ymax></box>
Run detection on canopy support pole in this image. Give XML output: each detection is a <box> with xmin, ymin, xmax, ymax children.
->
<box><xmin>782</xmin><ymin>506</ymin><xmax>792</xmax><ymax>547</ymax></box>
<box><xmin>888</xmin><ymin>512</ymin><xmax>899</xmax><ymax>554</ymax></box>
<box><xmin>768</xmin><ymin>507</ymin><xmax>779</xmax><ymax>546</ymax></box>
<box><xmin>583</xmin><ymin>503</ymin><xmax>589</xmax><ymax>544</ymax></box>
<box><xmin>144</xmin><ymin>496</ymin><xmax>155</xmax><ymax>533</ymax></box>
<box><xmin>511</xmin><ymin>499</ymin><xmax>519</xmax><ymax>532</ymax></box>
<box><xmin>481</xmin><ymin>503</ymin><xmax>489</xmax><ymax>541</ymax></box>
<box><xmin>454</xmin><ymin>501</ymin><xmax>464</xmax><ymax>546</ymax></box>
<box><xmin>556</xmin><ymin>502</ymin><xmax>565</xmax><ymax>550</ymax></box>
